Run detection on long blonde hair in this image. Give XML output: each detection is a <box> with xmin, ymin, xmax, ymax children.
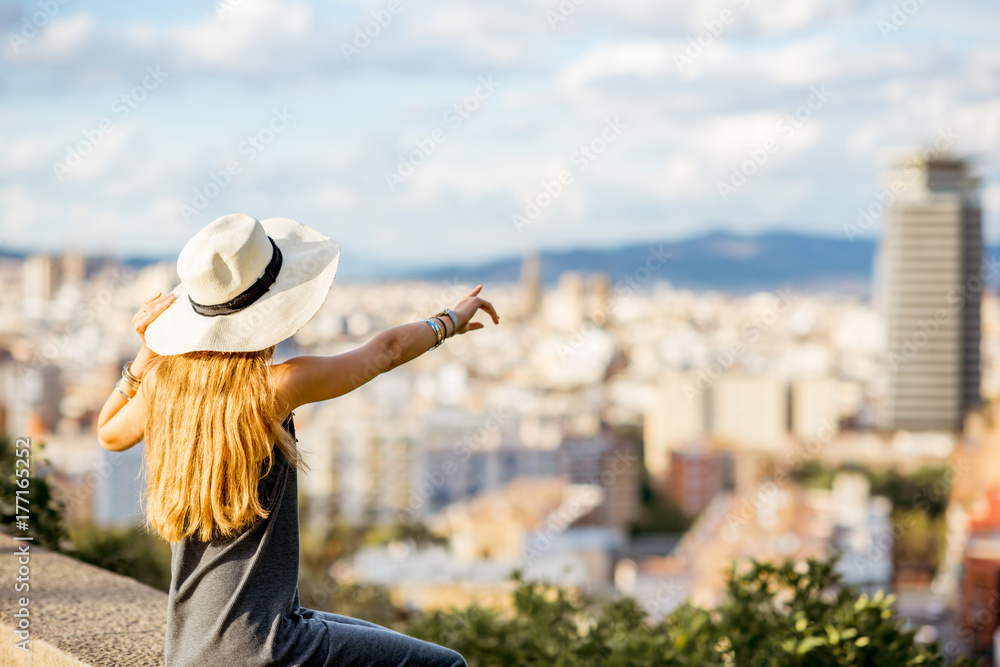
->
<box><xmin>141</xmin><ymin>345</ymin><xmax>309</xmax><ymax>543</ymax></box>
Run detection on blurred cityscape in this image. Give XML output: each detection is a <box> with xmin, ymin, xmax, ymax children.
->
<box><xmin>5</xmin><ymin>154</ymin><xmax>1000</xmax><ymax>661</ymax></box>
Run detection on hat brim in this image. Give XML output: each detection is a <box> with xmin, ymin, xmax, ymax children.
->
<box><xmin>143</xmin><ymin>217</ymin><xmax>341</xmax><ymax>355</ymax></box>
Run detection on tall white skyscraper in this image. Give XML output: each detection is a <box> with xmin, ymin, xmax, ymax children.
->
<box><xmin>22</xmin><ymin>253</ymin><xmax>59</xmax><ymax>305</ymax></box>
<box><xmin>876</xmin><ymin>155</ymin><xmax>983</xmax><ymax>431</ymax></box>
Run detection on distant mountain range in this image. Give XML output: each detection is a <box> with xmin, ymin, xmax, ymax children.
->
<box><xmin>402</xmin><ymin>231</ymin><xmax>884</xmax><ymax>297</ymax></box>
<box><xmin>11</xmin><ymin>230</ymin><xmax>1000</xmax><ymax>297</ymax></box>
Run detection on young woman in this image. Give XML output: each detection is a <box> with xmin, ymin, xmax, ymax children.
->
<box><xmin>95</xmin><ymin>213</ymin><xmax>498</xmax><ymax>666</ymax></box>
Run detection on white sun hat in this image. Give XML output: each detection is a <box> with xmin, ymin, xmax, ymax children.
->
<box><xmin>143</xmin><ymin>213</ymin><xmax>341</xmax><ymax>355</ymax></box>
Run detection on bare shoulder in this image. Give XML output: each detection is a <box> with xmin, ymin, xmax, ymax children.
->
<box><xmin>269</xmin><ymin>360</ymin><xmax>299</xmax><ymax>416</ymax></box>
<box><xmin>269</xmin><ymin>356</ymin><xmax>327</xmax><ymax>414</ymax></box>
<box><xmin>268</xmin><ymin>346</ymin><xmax>387</xmax><ymax>410</ymax></box>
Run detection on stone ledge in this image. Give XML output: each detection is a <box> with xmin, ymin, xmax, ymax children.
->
<box><xmin>0</xmin><ymin>529</ymin><xmax>166</xmax><ymax>667</ymax></box>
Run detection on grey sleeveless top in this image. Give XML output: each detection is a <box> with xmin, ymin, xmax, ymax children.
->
<box><xmin>164</xmin><ymin>412</ymin><xmax>322</xmax><ymax>667</ymax></box>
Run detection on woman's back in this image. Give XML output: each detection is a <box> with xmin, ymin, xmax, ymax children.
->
<box><xmin>164</xmin><ymin>410</ymin><xmax>467</xmax><ymax>667</ymax></box>
<box><xmin>165</xmin><ymin>412</ymin><xmax>302</xmax><ymax>667</ymax></box>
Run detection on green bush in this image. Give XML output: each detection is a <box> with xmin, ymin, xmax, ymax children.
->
<box><xmin>65</xmin><ymin>522</ymin><xmax>173</xmax><ymax>592</ymax></box>
<box><xmin>0</xmin><ymin>434</ymin><xmax>68</xmax><ymax>551</ymax></box>
<box><xmin>629</xmin><ymin>474</ymin><xmax>691</xmax><ymax>536</ymax></box>
<box><xmin>409</xmin><ymin>557</ymin><xmax>976</xmax><ymax>666</ymax></box>
<box><xmin>789</xmin><ymin>462</ymin><xmax>951</xmax><ymax>577</ymax></box>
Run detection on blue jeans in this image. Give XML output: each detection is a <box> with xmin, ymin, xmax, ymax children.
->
<box><xmin>293</xmin><ymin>607</ymin><xmax>468</xmax><ymax>667</ymax></box>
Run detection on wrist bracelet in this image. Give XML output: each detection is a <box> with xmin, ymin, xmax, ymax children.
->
<box><xmin>432</xmin><ymin>316</ymin><xmax>450</xmax><ymax>338</ymax></box>
<box><xmin>122</xmin><ymin>361</ymin><xmax>142</xmax><ymax>389</ymax></box>
<box><xmin>115</xmin><ymin>378</ymin><xmax>133</xmax><ymax>401</ymax></box>
<box><xmin>435</xmin><ymin>309</ymin><xmax>459</xmax><ymax>337</ymax></box>
<box><xmin>423</xmin><ymin>318</ymin><xmax>445</xmax><ymax>349</ymax></box>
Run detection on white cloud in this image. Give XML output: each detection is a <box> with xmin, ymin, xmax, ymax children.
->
<box><xmin>4</xmin><ymin>12</ymin><xmax>96</xmax><ymax>62</ymax></box>
<box><xmin>984</xmin><ymin>184</ymin><xmax>1000</xmax><ymax>212</ymax></box>
<box><xmin>0</xmin><ymin>184</ymin><xmax>41</xmax><ymax>241</ymax></box>
<box><xmin>58</xmin><ymin>123</ymin><xmax>144</xmax><ymax>185</ymax></box>
<box><xmin>2</xmin><ymin>134</ymin><xmax>62</xmax><ymax>174</ymax></box>
<box><xmin>846</xmin><ymin>121</ymin><xmax>884</xmax><ymax>157</ymax></box>
<box><xmin>558</xmin><ymin>36</ymin><xmax>923</xmax><ymax>98</ymax></box>
<box><xmin>955</xmin><ymin>100</ymin><xmax>1000</xmax><ymax>151</ymax></box>
<box><xmin>406</xmin><ymin>4</ymin><xmax>542</xmax><ymax>67</ymax></box>
<box><xmin>561</xmin><ymin>0</ymin><xmax>868</xmax><ymax>36</ymax></box>
<box><xmin>689</xmin><ymin>113</ymin><xmax>785</xmax><ymax>166</ymax></box>
<box><xmin>659</xmin><ymin>153</ymin><xmax>707</xmax><ymax>200</ymax></box>
<box><xmin>746</xmin><ymin>0</ymin><xmax>845</xmax><ymax>34</ymax></box>
<box><xmin>3</xmin><ymin>0</ymin><xmax>880</xmax><ymax>85</ymax></box>
<box><xmin>319</xmin><ymin>185</ymin><xmax>360</xmax><ymax>209</ymax></box>
<box><xmin>167</xmin><ymin>0</ymin><xmax>316</xmax><ymax>71</ymax></box>
<box><xmin>4</xmin><ymin>0</ymin><xmax>333</xmax><ymax>81</ymax></box>
<box><xmin>558</xmin><ymin>40</ymin><xmax>674</xmax><ymax>92</ymax></box>
<box><xmin>401</xmin><ymin>162</ymin><xmax>530</xmax><ymax>203</ymax></box>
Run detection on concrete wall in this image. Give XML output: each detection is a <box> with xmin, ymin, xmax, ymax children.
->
<box><xmin>0</xmin><ymin>530</ymin><xmax>166</xmax><ymax>666</ymax></box>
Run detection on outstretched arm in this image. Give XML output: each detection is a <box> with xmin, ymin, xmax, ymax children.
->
<box><xmin>275</xmin><ymin>285</ymin><xmax>499</xmax><ymax>412</ymax></box>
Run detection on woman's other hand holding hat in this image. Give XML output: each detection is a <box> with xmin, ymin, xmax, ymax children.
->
<box><xmin>130</xmin><ymin>291</ymin><xmax>176</xmax><ymax>375</ymax></box>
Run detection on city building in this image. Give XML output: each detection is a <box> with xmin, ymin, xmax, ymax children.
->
<box><xmin>22</xmin><ymin>253</ymin><xmax>60</xmax><ymax>304</ymax></box>
<box><xmin>791</xmin><ymin>378</ymin><xmax>842</xmax><ymax>440</ymax></box>
<box><xmin>663</xmin><ymin>443</ymin><xmax>733</xmax><ymax>518</ymax></box>
<box><xmin>616</xmin><ymin>478</ymin><xmax>893</xmax><ymax>618</ymax></box>
<box><xmin>711</xmin><ymin>373</ymin><xmax>788</xmax><ymax>451</ymax></box>
<box><xmin>345</xmin><ymin>476</ymin><xmax>619</xmax><ymax>611</ymax></box>
<box><xmin>960</xmin><ymin>486</ymin><xmax>1000</xmax><ymax>661</ymax></box>
<box><xmin>643</xmin><ymin>370</ymin><xmax>707</xmax><ymax>478</ymax></box>
<box><xmin>518</xmin><ymin>250</ymin><xmax>542</xmax><ymax>321</ymax></box>
<box><xmin>875</xmin><ymin>155</ymin><xmax>983</xmax><ymax>431</ymax></box>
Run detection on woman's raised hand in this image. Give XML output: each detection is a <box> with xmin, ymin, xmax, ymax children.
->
<box><xmin>132</xmin><ymin>291</ymin><xmax>176</xmax><ymax>349</ymax></box>
<box><xmin>451</xmin><ymin>285</ymin><xmax>499</xmax><ymax>334</ymax></box>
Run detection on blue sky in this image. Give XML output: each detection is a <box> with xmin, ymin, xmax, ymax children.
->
<box><xmin>2</xmin><ymin>0</ymin><xmax>998</xmax><ymax>272</ymax></box>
